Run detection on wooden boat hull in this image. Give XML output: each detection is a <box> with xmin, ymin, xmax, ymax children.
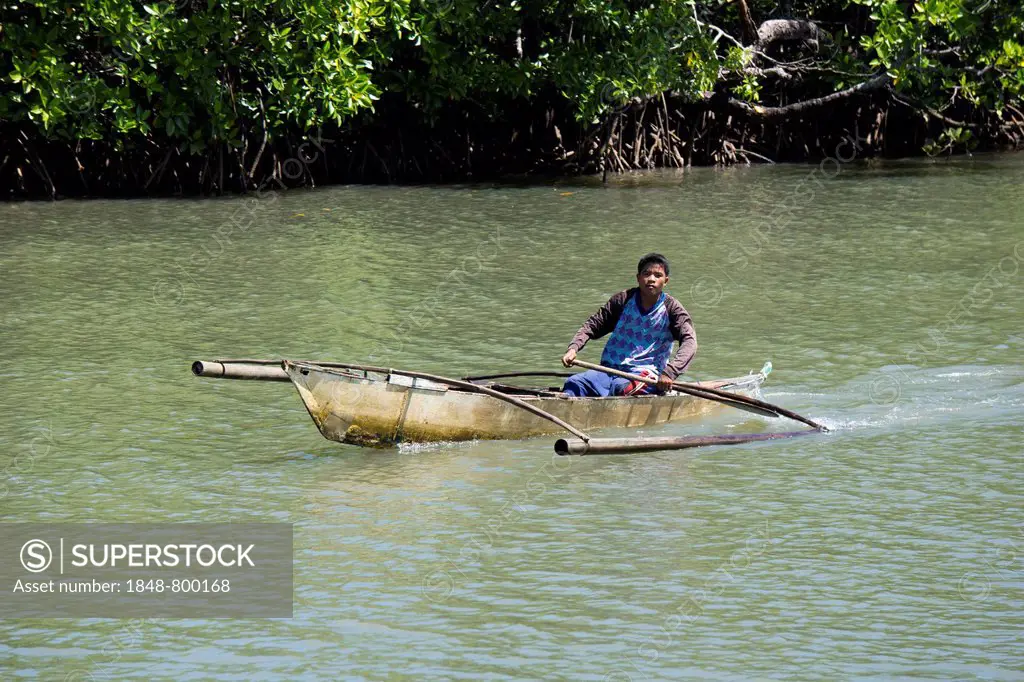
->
<box><xmin>284</xmin><ymin>361</ymin><xmax>768</xmax><ymax>447</ymax></box>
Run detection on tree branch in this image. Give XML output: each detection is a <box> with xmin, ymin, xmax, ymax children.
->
<box><xmin>890</xmin><ymin>92</ymin><xmax>977</xmax><ymax>129</ymax></box>
<box><xmin>736</xmin><ymin>0</ymin><xmax>759</xmax><ymax>44</ymax></box>
<box><xmin>742</xmin><ymin>66</ymin><xmax>795</xmax><ymax>81</ymax></box>
<box><xmin>728</xmin><ymin>74</ymin><xmax>889</xmax><ymax>122</ymax></box>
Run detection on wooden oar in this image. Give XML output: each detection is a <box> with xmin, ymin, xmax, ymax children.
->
<box><xmin>569</xmin><ymin>360</ymin><xmax>778</xmax><ymax>419</ymax></box>
<box><xmin>570</xmin><ymin>359</ymin><xmax>827</xmax><ymax>431</ymax></box>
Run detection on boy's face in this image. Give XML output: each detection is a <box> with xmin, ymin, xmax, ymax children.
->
<box><xmin>637</xmin><ymin>264</ymin><xmax>669</xmax><ymax>296</ymax></box>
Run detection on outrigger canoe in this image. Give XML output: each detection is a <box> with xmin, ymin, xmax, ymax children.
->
<box><xmin>192</xmin><ymin>359</ymin><xmax>774</xmax><ymax>448</ymax></box>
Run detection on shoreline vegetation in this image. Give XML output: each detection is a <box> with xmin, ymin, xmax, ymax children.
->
<box><xmin>2</xmin><ymin>0</ymin><xmax>1022</xmax><ymax>199</ymax></box>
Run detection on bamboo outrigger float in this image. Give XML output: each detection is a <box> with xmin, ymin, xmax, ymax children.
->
<box><xmin>192</xmin><ymin>358</ymin><xmax>826</xmax><ymax>454</ymax></box>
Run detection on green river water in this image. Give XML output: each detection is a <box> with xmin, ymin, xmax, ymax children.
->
<box><xmin>1</xmin><ymin>153</ymin><xmax>1022</xmax><ymax>680</ymax></box>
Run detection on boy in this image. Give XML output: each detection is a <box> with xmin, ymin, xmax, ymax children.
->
<box><xmin>561</xmin><ymin>253</ymin><xmax>697</xmax><ymax>397</ymax></box>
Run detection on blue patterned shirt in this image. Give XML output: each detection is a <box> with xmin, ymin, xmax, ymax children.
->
<box><xmin>567</xmin><ymin>288</ymin><xmax>698</xmax><ymax>379</ymax></box>
<box><xmin>600</xmin><ymin>292</ymin><xmax>675</xmax><ymax>376</ymax></box>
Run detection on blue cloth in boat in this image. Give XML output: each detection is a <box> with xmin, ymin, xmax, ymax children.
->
<box><xmin>562</xmin><ymin>369</ymin><xmax>657</xmax><ymax>397</ymax></box>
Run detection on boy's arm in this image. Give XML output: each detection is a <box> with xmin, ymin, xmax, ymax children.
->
<box><xmin>566</xmin><ymin>290</ymin><xmax>632</xmax><ymax>353</ymax></box>
<box><xmin>662</xmin><ymin>297</ymin><xmax>698</xmax><ymax>380</ymax></box>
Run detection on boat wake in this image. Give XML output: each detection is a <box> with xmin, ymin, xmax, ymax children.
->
<box><xmin>783</xmin><ymin>364</ymin><xmax>1023</xmax><ymax>435</ymax></box>
<box><xmin>397</xmin><ymin>439</ymin><xmax>481</xmax><ymax>454</ymax></box>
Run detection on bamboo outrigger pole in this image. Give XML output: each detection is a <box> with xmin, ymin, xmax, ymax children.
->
<box><xmin>556</xmin><ymin>430</ymin><xmax>820</xmax><ymax>455</ymax></box>
<box><xmin>192</xmin><ymin>360</ymin><xmax>290</xmax><ymax>381</ymax></box>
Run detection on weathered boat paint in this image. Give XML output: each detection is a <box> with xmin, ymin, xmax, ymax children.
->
<box><xmin>284</xmin><ymin>361</ymin><xmax>768</xmax><ymax>447</ymax></box>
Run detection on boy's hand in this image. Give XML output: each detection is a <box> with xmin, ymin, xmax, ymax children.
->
<box><xmin>657</xmin><ymin>374</ymin><xmax>674</xmax><ymax>392</ymax></box>
<box><xmin>561</xmin><ymin>348</ymin><xmax>577</xmax><ymax>368</ymax></box>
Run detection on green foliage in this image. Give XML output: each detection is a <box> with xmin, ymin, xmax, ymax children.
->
<box><xmin>1</xmin><ymin>0</ymin><xmax>1021</xmax><ymax>152</ymax></box>
<box><xmin>2</xmin><ymin>0</ymin><xmax>399</xmax><ymax>146</ymax></box>
<box><xmin>853</xmin><ymin>0</ymin><xmax>1024</xmax><ymax>114</ymax></box>
<box><xmin>923</xmin><ymin>125</ymin><xmax>976</xmax><ymax>155</ymax></box>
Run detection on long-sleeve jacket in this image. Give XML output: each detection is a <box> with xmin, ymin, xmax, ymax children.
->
<box><xmin>567</xmin><ymin>288</ymin><xmax>697</xmax><ymax>379</ymax></box>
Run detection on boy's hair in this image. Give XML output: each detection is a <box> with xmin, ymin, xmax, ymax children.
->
<box><xmin>637</xmin><ymin>253</ymin><xmax>670</xmax><ymax>276</ymax></box>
